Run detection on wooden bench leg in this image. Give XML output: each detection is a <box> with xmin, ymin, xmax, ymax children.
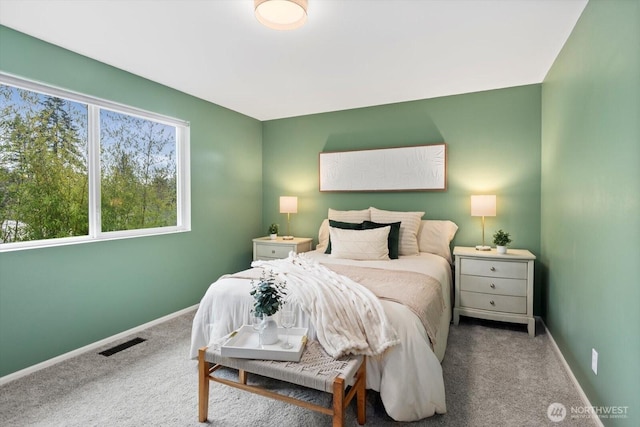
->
<box><xmin>332</xmin><ymin>377</ymin><xmax>345</xmax><ymax>427</ymax></box>
<box><xmin>198</xmin><ymin>348</ymin><xmax>210</xmax><ymax>422</ymax></box>
<box><xmin>356</xmin><ymin>359</ymin><xmax>366</xmax><ymax>425</ymax></box>
<box><xmin>239</xmin><ymin>369</ymin><xmax>247</xmax><ymax>385</ymax></box>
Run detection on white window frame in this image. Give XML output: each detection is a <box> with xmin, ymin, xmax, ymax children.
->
<box><xmin>0</xmin><ymin>72</ymin><xmax>191</xmax><ymax>252</ymax></box>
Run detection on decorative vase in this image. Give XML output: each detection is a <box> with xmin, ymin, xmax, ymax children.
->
<box><xmin>497</xmin><ymin>245</ymin><xmax>507</xmax><ymax>254</ymax></box>
<box><xmin>261</xmin><ymin>316</ymin><xmax>279</xmax><ymax>345</ymax></box>
<box><xmin>269</xmin><ymin>233</ymin><xmax>277</xmax><ymax>240</ymax></box>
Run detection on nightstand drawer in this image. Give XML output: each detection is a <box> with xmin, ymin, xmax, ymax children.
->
<box><xmin>253</xmin><ymin>237</ymin><xmax>312</xmax><ymax>261</ymax></box>
<box><xmin>459</xmin><ymin>291</ymin><xmax>526</xmax><ymax>314</ymax></box>
<box><xmin>460</xmin><ymin>275</ymin><xmax>527</xmax><ymax>297</ymax></box>
<box><xmin>255</xmin><ymin>244</ymin><xmax>292</xmax><ymax>259</ymax></box>
<box><xmin>461</xmin><ymin>258</ymin><xmax>527</xmax><ymax>279</ymax></box>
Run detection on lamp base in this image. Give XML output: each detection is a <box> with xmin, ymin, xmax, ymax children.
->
<box><xmin>475</xmin><ymin>245</ymin><xmax>491</xmax><ymax>251</ymax></box>
<box><xmin>282</xmin><ymin>235</ymin><xmax>294</xmax><ymax>240</ymax></box>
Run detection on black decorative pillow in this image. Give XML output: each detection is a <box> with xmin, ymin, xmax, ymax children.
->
<box><xmin>362</xmin><ymin>220</ymin><xmax>401</xmax><ymax>259</ymax></box>
<box><xmin>325</xmin><ymin>220</ymin><xmax>364</xmax><ymax>254</ymax></box>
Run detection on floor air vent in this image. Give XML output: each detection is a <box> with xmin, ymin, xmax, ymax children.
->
<box><xmin>99</xmin><ymin>337</ymin><xmax>146</xmax><ymax>357</ymax></box>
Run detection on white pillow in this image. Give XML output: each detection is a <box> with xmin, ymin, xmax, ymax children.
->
<box><xmin>369</xmin><ymin>207</ymin><xmax>424</xmax><ymax>256</ymax></box>
<box><xmin>417</xmin><ymin>220</ymin><xmax>458</xmax><ymax>264</ymax></box>
<box><xmin>329</xmin><ymin>226</ymin><xmax>390</xmax><ymax>260</ymax></box>
<box><xmin>317</xmin><ymin>209</ymin><xmax>372</xmax><ymax>251</ymax></box>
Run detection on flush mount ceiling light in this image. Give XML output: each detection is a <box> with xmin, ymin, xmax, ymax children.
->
<box><xmin>254</xmin><ymin>0</ymin><xmax>308</xmax><ymax>31</ymax></box>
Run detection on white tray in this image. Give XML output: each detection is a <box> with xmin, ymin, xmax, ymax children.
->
<box><xmin>221</xmin><ymin>325</ymin><xmax>308</xmax><ymax>362</ymax></box>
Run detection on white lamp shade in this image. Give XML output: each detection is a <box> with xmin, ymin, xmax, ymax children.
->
<box><xmin>255</xmin><ymin>0</ymin><xmax>308</xmax><ymax>31</ymax></box>
<box><xmin>279</xmin><ymin>196</ymin><xmax>298</xmax><ymax>214</ymax></box>
<box><xmin>471</xmin><ymin>195</ymin><xmax>496</xmax><ymax>217</ymax></box>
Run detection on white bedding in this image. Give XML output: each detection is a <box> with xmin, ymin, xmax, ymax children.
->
<box><xmin>189</xmin><ymin>250</ymin><xmax>451</xmax><ymax>421</ymax></box>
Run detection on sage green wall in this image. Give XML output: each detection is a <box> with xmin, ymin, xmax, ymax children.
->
<box><xmin>0</xmin><ymin>26</ymin><xmax>263</xmax><ymax>377</ymax></box>
<box><xmin>262</xmin><ymin>84</ymin><xmax>542</xmax><ymax>304</ymax></box>
<box><xmin>541</xmin><ymin>1</ymin><xmax>640</xmax><ymax>425</ymax></box>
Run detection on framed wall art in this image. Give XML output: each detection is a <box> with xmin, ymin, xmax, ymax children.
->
<box><xmin>319</xmin><ymin>143</ymin><xmax>446</xmax><ymax>192</ymax></box>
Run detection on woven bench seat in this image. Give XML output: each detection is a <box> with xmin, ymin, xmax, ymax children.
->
<box><xmin>198</xmin><ymin>340</ymin><xmax>366</xmax><ymax>426</ymax></box>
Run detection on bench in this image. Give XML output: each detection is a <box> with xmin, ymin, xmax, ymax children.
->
<box><xmin>198</xmin><ymin>340</ymin><xmax>366</xmax><ymax>426</ymax></box>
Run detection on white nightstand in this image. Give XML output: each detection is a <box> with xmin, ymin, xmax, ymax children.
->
<box><xmin>252</xmin><ymin>237</ymin><xmax>313</xmax><ymax>261</ymax></box>
<box><xmin>453</xmin><ymin>246</ymin><xmax>536</xmax><ymax>336</ymax></box>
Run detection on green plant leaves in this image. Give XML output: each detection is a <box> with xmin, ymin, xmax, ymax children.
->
<box><xmin>250</xmin><ymin>270</ymin><xmax>286</xmax><ymax>317</ymax></box>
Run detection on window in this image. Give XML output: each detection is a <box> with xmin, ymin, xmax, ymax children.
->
<box><xmin>0</xmin><ymin>73</ymin><xmax>190</xmax><ymax>251</ymax></box>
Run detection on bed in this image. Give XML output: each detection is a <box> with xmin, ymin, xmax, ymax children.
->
<box><xmin>190</xmin><ymin>208</ymin><xmax>458</xmax><ymax>422</ymax></box>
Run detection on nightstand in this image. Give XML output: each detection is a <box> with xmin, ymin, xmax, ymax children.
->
<box><xmin>453</xmin><ymin>246</ymin><xmax>536</xmax><ymax>336</ymax></box>
<box><xmin>252</xmin><ymin>237</ymin><xmax>313</xmax><ymax>261</ymax></box>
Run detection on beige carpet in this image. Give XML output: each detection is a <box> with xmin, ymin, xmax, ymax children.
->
<box><xmin>0</xmin><ymin>309</ymin><xmax>596</xmax><ymax>426</ymax></box>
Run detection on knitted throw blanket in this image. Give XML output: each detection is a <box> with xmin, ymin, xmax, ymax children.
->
<box><xmin>252</xmin><ymin>253</ymin><xmax>400</xmax><ymax>358</ymax></box>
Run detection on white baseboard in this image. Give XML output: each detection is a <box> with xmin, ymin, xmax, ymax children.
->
<box><xmin>540</xmin><ymin>317</ymin><xmax>604</xmax><ymax>427</ymax></box>
<box><xmin>0</xmin><ymin>304</ymin><xmax>199</xmax><ymax>386</ymax></box>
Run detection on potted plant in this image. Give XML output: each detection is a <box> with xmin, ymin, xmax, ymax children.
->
<box><xmin>268</xmin><ymin>223</ymin><xmax>279</xmax><ymax>240</ymax></box>
<box><xmin>493</xmin><ymin>229</ymin><xmax>512</xmax><ymax>254</ymax></box>
<box><xmin>250</xmin><ymin>270</ymin><xmax>286</xmax><ymax>345</ymax></box>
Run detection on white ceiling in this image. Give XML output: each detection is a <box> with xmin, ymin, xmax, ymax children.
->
<box><xmin>0</xmin><ymin>0</ymin><xmax>588</xmax><ymax>121</ymax></box>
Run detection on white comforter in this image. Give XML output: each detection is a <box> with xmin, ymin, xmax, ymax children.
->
<box><xmin>189</xmin><ymin>250</ymin><xmax>451</xmax><ymax>421</ymax></box>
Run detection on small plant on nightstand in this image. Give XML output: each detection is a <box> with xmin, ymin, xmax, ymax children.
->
<box><xmin>493</xmin><ymin>229</ymin><xmax>512</xmax><ymax>254</ymax></box>
<box><xmin>268</xmin><ymin>223</ymin><xmax>279</xmax><ymax>240</ymax></box>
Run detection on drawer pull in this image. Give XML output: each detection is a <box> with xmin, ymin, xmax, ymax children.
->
<box><xmin>490</xmin><ymin>283</ymin><xmax>496</xmax><ymax>289</ymax></box>
<box><xmin>490</xmin><ymin>300</ymin><xmax>495</xmax><ymax>306</ymax></box>
<box><xmin>271</xmin><ymin>250</ymin><xmax>275</xmax><ymax>254</ymax></box>
<box><xmin>490</xmin><ymin>267</ymin><xmax>496</xmax><ymax>272</ymax></box>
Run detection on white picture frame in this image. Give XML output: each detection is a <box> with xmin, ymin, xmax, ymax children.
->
<box><xmin>319</xmin><ymin>144</ymin><xmax>446</xmax><ymax>192</ymax></box>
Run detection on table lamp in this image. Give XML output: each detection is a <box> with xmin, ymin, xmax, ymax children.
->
<box><xmin>471</xmin><ymin>195</ymin><xmax>496</xmax><ymax>251</ymax></box>
<box><xmin>279</xmin><ymin>196</ymin><xmax>298</xmax><ymax>240</ymax></box>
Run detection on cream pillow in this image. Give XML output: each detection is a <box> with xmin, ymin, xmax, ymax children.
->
<box><xmin>316</xmin><ymin>219</ymin><xmax>330</xmax><ymax>252</ymax></box>
<box><xmin>328</xmin><ymin>208</ymin><xmax>371</xmax><ymax>222</ymax></box>
<box><xmin>329</xmin><ymin>226</ymin><xmax>390</xmax><ymax>260</ymax></box>
<box><xmin>318</xmin><ymin>209</ymin><xmax>372</xmax><ymax>251</ymax></box>
<box><xmin>369</xmin><ymin>207</ymin><xmax>424</xmax><ymax>256</ymax></box>
<box><xmin>417</xmin><ymin>220</ymin><xmax>459</xmax><ymax>264</ymax></box>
